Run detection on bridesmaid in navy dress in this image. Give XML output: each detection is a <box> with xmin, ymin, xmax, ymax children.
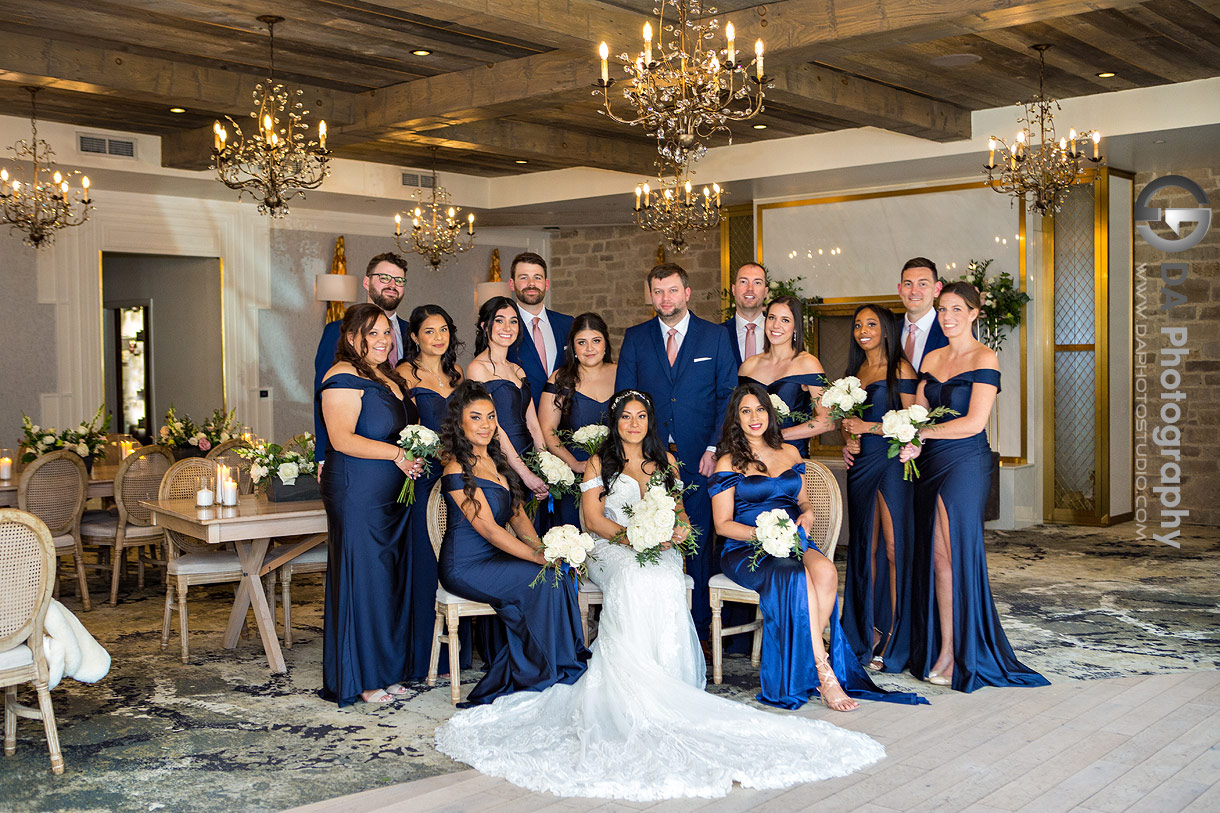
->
<box><xmin>736</xmin><ymin>296</ymin><xmax>833</xmax><ymax>457</ymax></box>
<box><xmin>318</xmin><ymin>304</ymin><xmax>424</xmax><ymax>705</ymax></box>
<box><xmin>439</xmin><ymin>381</ymin><xmax>589</xmax><ymax>706</ymax></box>
<box><xmin>466</xmin><ymin>297</ymin><xmax>550</xmax><ymax>511</ymax></box>
<box><xmin>538</xmin><ymin>313</ymin><xmax>617</xmax><ymax>529</ymax></box>
<box><xmin>839</xmin><ymin>305</ymin><xmax>919</xmax><ymax>674</ymax></box>
<box><xmin>710</xmin><ymin>384</ymin><xmax>926</xmax><ymax>711</ymax></box>
<box><xmin>904</xmin><ymin>282</ymin><xmax>1048</xmax><ymax>692</ymax></box>
<box><xmin>396</xmin><ymin>304</ymin><xmax>467</xmax><ymax>680</ymax></box>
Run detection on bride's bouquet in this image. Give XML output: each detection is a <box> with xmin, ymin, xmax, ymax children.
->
<box><xmin>620</xmin><ymin>471</ymin><xmax>700</xmax><ymax>566</ymax></box>
<box><xmin>530</xmin><ymin>524</ymin><xmax>596</xmax><ymax>588</ymax></box>
<box><xmin>880</xmin><ymin>404</ymin><xmax>959</xmax><ymax>480</ymax></box>
<box><xmin>819</xmin><ymin>376</ymin><xmax>870</xmax><ymax>436</ymax></box>
<box><xmin>747</xmin><ymin>508</ymin><xmax>806</xmax><ymax>571</ymax></box>
<box><xmin>554</xmin><ymin>423</ymin><xmax>609</xmax><ymax>457</ymax></box>
<box><xmin>768</xmin><ymin>393</ymin><xmax>810</xmax><ymax>424</ymax></box>
<box><xmin>396</xmin><ymin>424</ymin><xmax>441</xmax><ymax>504</ymax></box>
<box><xmin>524</xmin><ymin>449</ymin><xmax>578</xmax><ymax>516</ymax></box>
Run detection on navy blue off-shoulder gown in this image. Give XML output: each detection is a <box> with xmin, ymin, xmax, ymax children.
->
<box><xmin>739</xmin><ymin>373</ymin><xmax>827</xmax><ymax>457</ymax></box>
<box><xmin>543</xmin><ymin>381</ymin><xmax>610</xmax><ymax>529</ymax></box>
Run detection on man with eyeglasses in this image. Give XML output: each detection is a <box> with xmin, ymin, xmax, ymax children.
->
<box><xmin>312</xmin><ymin>252</ymin><xmax>412</xmax><ymax>466</ymax></box>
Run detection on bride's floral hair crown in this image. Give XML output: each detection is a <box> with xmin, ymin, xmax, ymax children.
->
<box><xmin>610</xmin><ymin>389</ymin><xmax>653</xmax><ymax>414</ymax></box>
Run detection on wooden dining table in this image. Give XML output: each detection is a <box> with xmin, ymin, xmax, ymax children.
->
<box><xmin>0</xmin><ymin>462</ymin><xmax>119</xmax><ymax>507</ymax></box>
<box><xmin>142</xmin><ymin>494</ymin><xmax>327</xmax><ymax>674</ymax></box>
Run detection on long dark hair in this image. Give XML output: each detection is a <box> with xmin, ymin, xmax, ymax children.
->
<box><xmin>333</xmin><ymin>304</ymin><xmax>410</xmax><ymax>393</ymax></box>
<box><xmin>473</xmin><ymin>296</ymin><xmax>520</xmax><ymax>358</ymax></box>
<box><xmin>845</xmin><ymin>304</ymin><xmax>905</xmax><ymax>411</ymax></box>
<box><xmin>598</xmin><ymin>389</ymin><xmax>675</xmax><ymax>501</ymax></box>
<box><xmin>440</xmin><ymin>381</ymin><xmax>525</xmax><ymax>519</ymax></box>
<box><xmin>716</xmin><ymin>383</ymin><xmax>785</xmax><ymax>473</ymax></box>
<box><xmin>761</xmin><ymin>296</ymin><xmax>805</xmax><ymax>354</ymax></box>
<box><xmin>403</xmin><ymin>304</ymin><xmax>463</xmax><ymax>387</ymax></box>
<box><xmin>552</xmin><ymin>312</ymin><xmax>613</xmax><ymax>416</ymax></box>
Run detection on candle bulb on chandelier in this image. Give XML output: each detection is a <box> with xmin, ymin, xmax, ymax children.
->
<box><xmin>395</xmin><ymin>213</ymin><xmax>402</xmax><ymax>236</ymax></box>
<box><xmin>53</xmin><ymin>171</ymin><xmax>62</xmax><ymax>185</ymax></box>
<box><xmin>319</xmin><ymin>120</ymin><xmax>327</xmax><ymax>150</ymax></box>
<box><xmin>1069</xmin><ymin>129</ymin><xmax>1077</xmax><ymax>156</ymax></box>
<box><xmin>635</xmin><ymin>185</ymin><xmax>642</xmax><ymax>210</ymax></box>
<box><xmin>467</xmin><ymin>212</ymin><xmax>475</xmax><ymax>235</ymax></box>
<box><xmin>643</xmin><ymin>22</ymin><xmax>653</xmax><ymax>65</ymax></box>
<box><xmin>1009</xmin><ymin>143</ymin><xmax>1018</xmax><ymax>170</ymax></box>
<box><xmin>713</xmin><ymin>182</ymin><xmax>721</xmax><ymax>207</ymax></box>
<box><xmin>643</xmin><ymin>182</ymin><xmax>650</xmax><ymax>208</ymax></box>
<box><xmin>703</xmin><ymin>187</ymin><xmax>711</xmax><ymax>204</ymax></box>
<box><xmin>684</xmin><ymin>179</ymin><xmax>692</xmax><ymax>206</ymax></box>
<box><xmin>726</xmin><ymin>22</ymin><xmax>735</xmax><ymax>65</ymax></box>
<box><xmin>1092</xmin><ymin>130</ymin><xmax>1100</xmax><ymax>159</ymax></box>
<box><xmin>755</xmin><ymin>40</ymin><xmax>764</xmax><ymax>79</ymax></box>
<box><xmin>987</xmin><ymin>138</ymin><xmax>996</xmax><ymax>167</ymax></box>
<box><xmin>599</xmin><ymin>42</ymin><xmax>610</xmax><ymax>84</ymax></box>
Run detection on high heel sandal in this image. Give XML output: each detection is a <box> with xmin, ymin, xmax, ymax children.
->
<box><xmin>866</xmin><ymin>655</ymin><xmax>885</xmax><ymax>672</ymax></box>
<box><xmin>815</xmin><ymin>654</ymin><xmax>859</xmax><ymax>712</ymax></box>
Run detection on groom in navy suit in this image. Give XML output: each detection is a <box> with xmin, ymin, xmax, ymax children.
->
<box><xmin>617</xmin><ymin>262</ymin><xmax>736</xmax><ymax>638</ymax></box>
<box><xmin>898</xmin><ymin>256</ymin><xmax>949</xmax><ymax>372</ymax></box>
<box><xmin>505</xmin><ymin>252</ymin><xmax>573</xmax><ymax>409</ymax></box>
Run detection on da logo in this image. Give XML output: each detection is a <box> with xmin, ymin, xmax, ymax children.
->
<box><xmin>1134</xmin><ymin>175</ymin><xmax>1212</xmax><ymax>253</ymax></box>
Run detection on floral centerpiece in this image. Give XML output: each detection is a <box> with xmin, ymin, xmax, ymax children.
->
<box><xmin>880</xmin><ymin>405</ymin><xmax>959</xmax><ymax>480</ymax></box>
<box><xmin>554</xmin><ymin>423</ymin><xmax>609</xmax><ymax>457</ymax></box>
<box><xmin>237</xmin><ymin>433</ymin><xmax>319</xmax><ymax>501</ymax></box>
<box><xmin>396</xmin><ymin>424</ymin><xmax>441</xmax><ymax>505</ymax></box>
<box><xmin>819</xmin><ymin>376</ymin><xmax>870</xmax><ymax>437</ymax></box>
<box><xmin>523</xmin><ymin>449</ymin><xmax>578</xmax><ymax>516</ymax></box>
<box><xmin>20</xmin><ymin>404</ymin><xmax>110</xmax><ymax>468</ymax></box>
<box><xmin>956</xmin><ymin>258</ymin><xmax>1031</xmax><ymax>352</ymax></box>
<box><xmin>530</xmin><ymin>524</ymin><xmax>596</xmax><ymax>588</ymax></box>
<box><xmin>747</xmin><ymin>508</ymin><xmax>805</xmax><ymax>571</ymax></box>
<box><xmin>619</xmin><ymin>470</ymin><xmax>700</xmax><ymax>567</ymax></box>
<box><xmin>159</xmin><ymin>406</ymin><xmax>210</xmax><ymax>456</ymax></box>
<box><xmin>200</xmin><ymin>408</ymin><xmax>241</xmax><ymax>447</ymax></box>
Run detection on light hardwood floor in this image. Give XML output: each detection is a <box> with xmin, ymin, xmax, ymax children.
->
<box><xmin>289</xmin><ymin>670</ymin><xmax>1220</xmax><ymax>812</ymax></box>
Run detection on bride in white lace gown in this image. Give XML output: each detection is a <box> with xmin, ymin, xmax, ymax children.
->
<box><xmin>435</xmin><ymin>390</ymin><xmax>884</xmax><ymax>801</ymax></box>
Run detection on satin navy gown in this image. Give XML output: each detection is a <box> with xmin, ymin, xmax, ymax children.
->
<box><xmin>318</xmin><ymin>373</ymin><xmax>417</xmax><ymax>706</ymax></box>
<box><xmin>709</xmin><ymin>463</ymin><xmax>926</xmax><ymax>710</ymax></box>
<box><xmin>843</xmin><ymin>378</ymin><xmax>918</xmax><ymax>673</ymax></box>
<box><xmin>485</xmin><ymin>379</ymin><xmax>533</xmax><ymax>457</ymax></box>
<box><xmin>739</xmin><ymin>373</ymin><xmax>827</xmax><ymax>457</ymax></box>
<box><xmin>438</xmin><ymin>473</ymin><xmax>589</xmax><ymax>705</ymax></box>
<box><xmin>912</xmin><ymin>369</ymin><xmax>1048</xmax><ymax>692</ymax></box>
<box><xmin>543</xmin><ymin>382</ymin><xmax>610</xmax><ymax>529</ymax></box>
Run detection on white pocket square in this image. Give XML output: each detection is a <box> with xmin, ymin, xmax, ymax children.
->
<box><xmin>693</xmin><ymin>357</ymin><xmax>712</xmax><ymax>362</ymax></box>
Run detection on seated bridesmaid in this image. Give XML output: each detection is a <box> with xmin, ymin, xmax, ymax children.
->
<box><xmin>538</xmin><ymin>313</ymin><xmax>617</xmax><ymax>528</ymax></box>
<box><xmin>438</xmin><ymin>380</ymin><xmax>589</xmax><ymax>706</ymax></box>
<box><xmin>737</xmin><ymin>296</ymin><xmax>834</xmax><ymax>456</ymax></box>
<box><xmin>904</xmin><ymin>283</ymin><xmax>1048</xmax><ymax>693</ymax></box>
<box><xmin>839</xmin><ymin>305</ymin><xmax>919</xmax><ymax>674</ymax></box>
<box><xmin>710</xmin><ymin>383</ymin><xmax>926</xmax><ymax>711</ymax></box>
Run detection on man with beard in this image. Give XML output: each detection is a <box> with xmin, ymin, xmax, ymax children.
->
<box><xmin>722</xmin><ymin>262</ymin><xmax>769</xmax><ymax>368</ymax></box>
<box><xmin>312</xmin><ymin>252</ymin><xmax>411</xmax><ymax>465</ymax></box>
<box><xmin>505</xmin><ymin>251</ymin><xmax>574</xmax><ymax>409</ymax></box>
<box><xmin>616</xmin><ymin>262</ymin><xmax>736</xmax><ymax>639</ymax></box>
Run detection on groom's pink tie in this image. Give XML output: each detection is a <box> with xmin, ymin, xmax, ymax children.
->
<box><xmin>904</xmin><ymin>323</ymin><xmax>917</xmax><ymax>363</ymax></box>
<box><xmin>532</xmin><ymin>316</ymin><xmax>548</xmax><ymax>373</ymax></box>
<box><xmin>744</xmin><ymin>323</ymin><xmax>757</xmax><ymax>360</ymax></box>
<box><xmin>666</xmin><ymin>328</ymin><xmax>678</xmax><ymax>366</ymax></box>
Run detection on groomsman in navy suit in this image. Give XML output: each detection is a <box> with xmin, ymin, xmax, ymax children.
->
<box><xmin>312</xmin><ymin>252</ymin><xmax>411</xmax><ymax>465</ymax></box>
<box><xmin>898</xmin><ymin>256</ymin><xmax>949</xmax><ymax>372</ymax></box>
<box><xmin>617</xmin><ymin>262</ymin><xmax>736</xmax><ymax>638</ymax></box>
<box><xmin>505</xmin><ymin>251</ymin><xmax>573</xmax><ymax>409</ymax></box>
<box><xmin>722</xmin><ymin>262</ymin><xmax>770</xmax><ymax>369</ymax></box>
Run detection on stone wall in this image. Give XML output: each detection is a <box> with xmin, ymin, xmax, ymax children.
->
<box><xmin>1132</xmin><ymin>165</ymin><xmax>1220</xmax><ymax>529</ymax></box>
<box><xmin>547</xmin><ymin>225</ymin><xmax>722</xmax><ymax>349</ymax></box>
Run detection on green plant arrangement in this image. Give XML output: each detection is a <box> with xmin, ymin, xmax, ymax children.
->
<box><xmin>957</xmin><ymin>259</ymin><xmax>1031</xmax><ymax>353</ymax></box>
<box><xmin>19</xmin><ymin>404</ymin><xmax>110</xmax><ymax>463</ymax></box>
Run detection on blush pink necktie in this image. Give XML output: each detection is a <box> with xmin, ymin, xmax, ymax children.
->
<box><xmin>388</xmin><ymin>324</ymin><xmax>399</xmax><ymax>366</ymax></box>
<box><xmin>532</xmin><ymin>316</ymin><xmax>548</xmax><ymax>372</ymax></box>
<box><xmin>744</xmin><ymin>323</ymin><xmax>757</xmax><ymax>360</ymax></box>
<box><xmin>904</xmin><ymin>323</ymin><xmax>917</xmax><ymax>363</ymax></box>
<box><xmin>666</xmin><ymin>328</ymin><xmax>678</xmax><ymax>366</ymax></box>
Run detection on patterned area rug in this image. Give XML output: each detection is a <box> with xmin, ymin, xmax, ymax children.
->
<box><xmin>2</xmin><ymin>523</ymin><xmax>1216</xmax><ymax>812</ymax></box>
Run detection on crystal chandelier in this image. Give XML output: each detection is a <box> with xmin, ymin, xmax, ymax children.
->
<box><xmin>0</xmin><ymin>87</ymin><xmax>93</xmax><ymax>249</ymax></box>
<box><xmin>393</xmin><ymin>149</ymin><xmax>475</xmax><ymax>270</ymax></box>
<box><xmin>983</xmin><ymin>44</ymin><xmax>1102</xmax><ymax>215</ymax></box>
<box><xmin>211</xmin><ymin>16</ymin><xmax>330</xmax><ymax>217</ymax></box>
<box><xmin>596</xmin><ymin>0</ymin><xmax>767</xmax><ymax>166</ymax></box>
<box><xmin>633</xmin><ymin>163</ymin><xmax>724</xmax><ymax>252</ymax></box>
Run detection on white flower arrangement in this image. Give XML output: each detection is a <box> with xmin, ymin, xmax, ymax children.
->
<box><xmin>237</xmin><ymin>434</ymin><xmax>318</xmax><ymax>487</ymax></box>
<box><xmin>555</xmin><ymin>423</ymin><xmax>609</xmax><ymax>457</ymax></box>
<box><xmin>618</xmin><ymin>471</ymin><xmax>700</xmax><ymax>566</ymax></box>
<box><xmin>747</xmin><ymin>508</ymin><xmax>805</xmax><ymax>571</ymax></box>
<box><xmin>879</xmin><ymin>405</ymin><xmax>958</xmax><ymax>480</ymax></box>
<box><xmin>767</xmin><ymin>394</ymin><xmax>810</xmax><ymax>424</ymax></box>
<box><xmin>20</xmin><ymin>405</ymin><xmax>109</xmax><ymax>463</ymax></box>
<box><xmin>524</xmin><ymin>449</ymin><xmax>578</xmax><ymax>516</ymax></box>
<box><xmin>819</xmin><ymin>376</ymin><xmax>870</xmax><ymax>432</ymax></box>
<box><xmin>158</xmin><ymin>405</ymin><xmax>211</xmax><ymax>451</ymax></box>
<box><xmin>396</xmin><ymin>424</ymin><xmax>442</xmax><ymax>504</ymax></box>
<box><xmin>200</xmin><ymin>408</ymin><xmax>241</xmax><ymax>447</ymax></box>
<box><xmin>530</xmin><ymin>524</ymin><xmax>596</xmax><ymax>588</ymax></box>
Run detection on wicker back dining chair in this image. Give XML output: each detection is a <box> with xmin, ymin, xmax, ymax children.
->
<box><xmin>158</xmin><ymin>458</ymin><xmax>243</xmax><ymax>663</ymax></box>
<box><xmin>80</xmin><ymin>445</ymin><xmax>173</xmax><ymax>606</ymax></box>
<box><xmin>205</xmin><ymin>439</ymin><xmax>254</xmax><ymax>494</ymax></box>
<box><xmin>17</xmin><ymin>450</ymin><xmax>91</xmax><ymax>611</ymax></box>
<box><xmin>708</xmin><ymin>458</ymin><xmax>843</xmax><ymax>685</ymax></box>
<box><xmin>0</xmin><ymin>509</ymin><xmax>65</xmax><ymax>774</ymax></box>
<box><xmin>424</xmin><ymin>479</ymin><xmax>497</xmax><ymax>705</ymax></box>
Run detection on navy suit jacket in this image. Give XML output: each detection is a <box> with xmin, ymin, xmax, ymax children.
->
<box><xmin>917</xmin><ymin>317</ymin><xmax>949</xmax><ymax>371</ymax></box>
<box><xmin>312</xmin><ymin>314</ymin><xmax>411</xmax><ymax>463</ymax></box>
<box><xmin>616</xmin><ymin>313</ymin><xmax>737</xmax><ymax>476</ymax></box>
<box><xmin>507</xmin><ymin>308</ymin><xmax>574</xmax><ymax>409</ymax></box>
<box><xmin>721</xmin><ymin>317</ymin><xmax>743</xmax><ymax>370</ymax></box>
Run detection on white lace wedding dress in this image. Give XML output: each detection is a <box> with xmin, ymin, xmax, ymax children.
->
<box><xmin>433</xmin><ymin>474</ymin><xmax>885</xmax><ymax>801</ymax></box>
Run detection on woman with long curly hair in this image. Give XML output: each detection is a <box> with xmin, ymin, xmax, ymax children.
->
<box><xmin>710</xmin><ymin>383</ymin><xmax>926</xmax><ymax>711</ymax></box>
<box><xmin>435</xmin><ymin>380</ymin><xmax>588</xmax><ymax>707</ymax></box>
<box><xmin>317</xmin><ymin>304</ymin><xmax>423</xmax><ymax>706</ymax></box>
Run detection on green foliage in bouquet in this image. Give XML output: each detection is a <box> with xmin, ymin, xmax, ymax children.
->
<box><xmin>957</xmin><ymin>259</ymin><xmax>1031</xmax><ymax>353</ymax></box>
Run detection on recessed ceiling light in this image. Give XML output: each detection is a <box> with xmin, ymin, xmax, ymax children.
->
<box><xmin>515</xmin><ymin>159</ymin><xmax>528</xmax><ymax>164</ymax></box>
<box><xmin>169</xmin><ymin>107</ymin><xmax>186</xmax><ymax>113</ymax></box>
<box><xmin>752</xmin><ymin>124</ymin><xmax>767</xmax><ymax>130</ymax></box>
<box><xmin>1096</xmin><ymin>71</ymin><xmax>1116</xmax><ymax>78</ymax></box>
<box><xmin>412</xmin><ymin>49</ymin><xmax>432</xmax><ymax>56</ymax></box>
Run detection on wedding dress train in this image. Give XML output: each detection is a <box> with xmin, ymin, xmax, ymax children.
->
<box><xmin>434</xmin><ymin>472</ymin><xmax>885</xmax><ymax>801</ymax></box>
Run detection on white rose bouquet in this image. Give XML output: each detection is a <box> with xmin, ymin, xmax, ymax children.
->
<box><xmin>880</xmin><ymin>404</ymin><xmax>959</xmax><ymax>480</ymax></box>
<box><xmin>618</xmin><ymin>470</ymin><xmax>700</xmax><ymax>566</ymax></box>
<box><xmin>158</xmin><ymin>405</ymin><xmax>209</xmax><ymax>451</ymax></box>
<box><xmin>523</xmin><ymin>449</ymin><xmax>578</xmax><ymax>516</ymax></box>
<box><xmin>396</xmin><ymin>424</ymin><xmax>441</xmax><ymax>504</ymax></box>
<box><xmin>530</xmin><ymin>524</ymin><xmax>596</xmax><ymax>588</ymax></box>
<box><xmin>747</xmin><ymin>508</ymin><xmax>806</xmax><ymax>571</ymax></box>
<box><xmin>768</xmin><ymin>394</ymin><xmax>810</xmax><ymax>424</ymax></box>
<box><xmin>20</xmin><ymin>404</ymin><xmax>110</xmax><ymax>463</ymax></box>
<box><xmin>554</xmin><ymin>423</ymin><xmax>609</xmax><ymax>457</ymax></box>
<box><xmin>819</xmin><ymin>376</ymin><xmax>870</xmax><ymax>435</ymax></box>
<box><xmin>237</xmin><ymin>433</ymin><xmax>318</xmax><ymax>487</ymax></box>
